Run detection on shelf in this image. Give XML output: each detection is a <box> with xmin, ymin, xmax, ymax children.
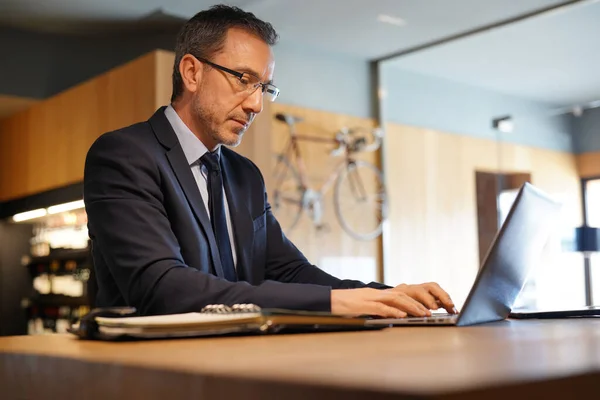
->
<box><xmin>26</xmin><ymin>248</ymin><xmax>90</xmax><ymax>266</ymax></box>
<box><xmin>27</xmin><ymin>262</ymin><xmax>91</xmax><ymax>278</ymax></box>
<box><xmin>25</xmin><ymin>247</ymin><xmax>91</xmax><ymax>277</ymax></box>
<box><xmin>24</xmin><ymin>294</ymin><xmax>90</xmax><ymax>308</ymax></box>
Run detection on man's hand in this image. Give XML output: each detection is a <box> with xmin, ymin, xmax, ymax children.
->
<box><xmin>389</xmin><ymin>283</ymin><xmax>457</xmax><ymax>314</ymax></box>
<box><xmin>331</xmin><ymin>288</ymin><xmax>433</xmax><ymax>318</ymax></box>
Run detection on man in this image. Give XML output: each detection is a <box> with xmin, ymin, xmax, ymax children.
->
<box><xmin>83</xmin><ymin>4</ymin><xmax>457</xmax><ymax>317</ymax></box>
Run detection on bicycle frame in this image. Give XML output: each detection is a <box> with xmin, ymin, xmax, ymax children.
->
<box><xmin>272</xmin><ymin>114</ymin><xmax>385</xmax><ymax>239</ymax></box>
<box><xmin>274</xmin><ymin>127</ymin><xmax>356</xmax><ymax>197</ymax></box>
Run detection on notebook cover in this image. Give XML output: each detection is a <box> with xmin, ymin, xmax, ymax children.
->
<box><xmin>69</xmin><ymin>304</ymin><xmax>383</xmax><ymax>341</ymax></box>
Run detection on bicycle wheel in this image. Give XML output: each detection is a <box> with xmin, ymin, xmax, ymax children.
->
<box><xmin>271</xmin><ymin>154</ymin><xmax>304</xmax><ymax>234</ymax></box>
<box><xmin>334</xmin><ymin>160</ymin><xmax>387</xmax><ymax>240</ymax></box>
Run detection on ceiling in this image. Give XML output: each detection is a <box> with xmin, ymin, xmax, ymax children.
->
<box><xmin>2</xmin><ymin>0</ymin><xmax>594</xmax><ymax>107</ymax></box>
<box><xmin>0</xmin><ymin>0</ymin><xmax>569</xmax><ymax>59</ymax></box>
<box><xmin>384</xmin><ymin>0</ymin><xmax>600</xmax><ymax>106</ymax></box>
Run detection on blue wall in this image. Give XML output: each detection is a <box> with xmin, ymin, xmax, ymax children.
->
<box><xmin>0</xmin><ymin>27</ymin><xmax>56</xmax><ymax>99</ymax></box>
<box><xmin>273</xmin><ymin>42</ymin><xmax>372</xmax><ymax>119</ymax></box>
<box><xmin>0</xmin><ymin>27</ymin><xmax>178</xmax><ymax>100</ymax></box>
<box><xmin>380</xmin><ymin>65</ymin><xmax>574</xmax><ymax>152</ymax></box>
<box><xmin>4</xmin><ymin>25</ymin><xmax>597</xmax><ymax>154</ymax></box>
<box><xmin>0</xmin><ymin>27</ymin><xmax>373</xmax><ymax>120</ymax></box>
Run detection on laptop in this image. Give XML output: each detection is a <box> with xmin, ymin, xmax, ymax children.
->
<box><xmin>366</xmin><ymin>182</ymin><xmax>562</xmax><ymax>327</ymax></box>
<box><xmin>509</xmin><ymin>305</ymin><xmax>600</xmax><ymax>319</ymax></box>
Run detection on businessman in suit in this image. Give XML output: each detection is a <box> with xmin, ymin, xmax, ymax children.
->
<box><xmin>83</xmin><ymin>4</ymin><xmax>457</xmax><ymax>317</ymax></box>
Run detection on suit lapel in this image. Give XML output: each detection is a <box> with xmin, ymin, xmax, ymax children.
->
<box><xmin>149</xmin><ymin>108</ymin><xmax>225</xmax><ymax>278</ymax></box>
<box><xmin>221</xmin><ymin>152</ymin><xmax>255</xmax><ymax>283</ymax></box>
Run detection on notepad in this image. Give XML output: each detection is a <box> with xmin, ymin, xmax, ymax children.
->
<box><xmin>69</xmin><ymin>304</ymin><xmax>383</xmax><ymax>340</ymax></box>
<box><xmin>96</xmin><ymin>312</ymin><xmax>263</xmax><ymax>327</ymax></box>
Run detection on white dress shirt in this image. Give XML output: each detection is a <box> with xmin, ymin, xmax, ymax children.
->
<box><xmin>164</xmin><ymin>105</ymin><xmax>237</xmax><ymax>268</ymax></box>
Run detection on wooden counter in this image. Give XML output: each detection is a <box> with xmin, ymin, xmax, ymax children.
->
<box><xmin>1</xmin><ymin>319</ymin><xmax>600</xmax><ymax>399</ymax></box>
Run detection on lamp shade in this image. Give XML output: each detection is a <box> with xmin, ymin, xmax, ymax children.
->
<box><xmin>574</xmin><ymin>226</ymin><xmax>600</xmax><ymax>252</ymax></box>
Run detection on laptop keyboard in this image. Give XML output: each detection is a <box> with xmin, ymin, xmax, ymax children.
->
<box><xmin>430</xmin><ymin>312</ymin><xmax>453</xmax><ymax>318</ymax></box>
<box><xmin>366</xmin><ymin>312</ymin><xmax>457</xmax><ymax>320</ymax></box>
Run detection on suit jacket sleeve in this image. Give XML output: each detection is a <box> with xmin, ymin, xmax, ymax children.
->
<box><xmin>84</xmin><ymin>131</ymin><xmax>333</xmax><ymax>315</ymax></box>
<box><xmin>246</xmin><ymin>162</ymin><xmax>391</xmax><ymax>290</ymax></box>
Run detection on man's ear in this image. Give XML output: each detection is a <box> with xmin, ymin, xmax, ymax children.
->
<box><xmin>179</xmin><ymin>54</ymin><xmax>203</xmax><ymax>94</ymax></box>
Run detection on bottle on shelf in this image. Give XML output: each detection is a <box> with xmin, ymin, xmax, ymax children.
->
<box><xmin>20</xmin><ymin>207</ymin><xmax>94</xmax><ymax>335</ymax></box>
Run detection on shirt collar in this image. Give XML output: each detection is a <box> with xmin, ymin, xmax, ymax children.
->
<box><xmin>164</xmin><ymin>104</ymin><xmax>220</xmax><ymax>165</ymax></box>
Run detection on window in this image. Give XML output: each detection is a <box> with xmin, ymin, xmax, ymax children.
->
<box><xmin>585</xmin><ymin>178</ymin><xmax>600</xmax><ymax>305</ymax></box>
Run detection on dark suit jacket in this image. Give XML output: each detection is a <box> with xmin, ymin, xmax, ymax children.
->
<box><xmin>83</xmin><ymin>106</ymin><xmax>388</xmax><ymax>315</ymax></box>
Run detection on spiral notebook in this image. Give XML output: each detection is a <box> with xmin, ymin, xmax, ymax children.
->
<box><xmin>68</xmin><ymin>304</ymin><xmax>382</xmax><ymax>341</ymax></box>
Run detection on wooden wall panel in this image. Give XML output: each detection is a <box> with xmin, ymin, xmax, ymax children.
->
<box><xmin>0</xmin><ymin>115</ymin><xmax>29</xmax><ymax>203</ymax></box>
<box><xmin>0</xmin><ymin>51</ymin><xmax>160</xmax><ymax>202</ymax></box>
<box><xmin>499</xmin><ymin>141</ymin><xmax>582</xmax><ymax>227</ymax></box>
<box><xmin>155</xmin><ymin>50</ymin><xmax>176</xmax><ymax>108</ymax></box>
<box><xmin>2</xmin><ymin>46</ymin><xmax>585</xmax><ymax>299</ymax></box>
<box><xmin>383</xmin><ymin>123</ymin><xmax>582</xmax><ymax>307</ymax></box>
<box><xmin>120</xmin><ymin>49</ymin><xmax>383</xmax><ymax>281</ymax></box>
<box><xmin>149</xmin><ymin>50</ymin><xmax>382</xmax><ymax>278</ymax></box>
<box><xmin>267</xmin><ymin>103</ymin><xmax>382</xmax><ymax>279</ymax></box>
<box><xmin>0</xmin><ymin>46</ymin><xmax>381</xmax><ymax>282</ymax></box>
<box><xmin>230</xmin><ymin>100</ymin><xmax>273</xmax><ymax>190</ymax></box>
<box><xmin>577</xmin><ymin>151</ymin><xmax>600</xmax><ymax>178</ymax></box>
<box><xmin>0</xmin><ymin>95</ymin><xmax>39</xmax><ymax>119</ymax></box>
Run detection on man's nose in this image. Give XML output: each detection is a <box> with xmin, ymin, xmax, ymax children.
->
<box><xmin>242</xmin><ymin>88</ymin><xmax>263</xmax><ymax>114</ymax></box>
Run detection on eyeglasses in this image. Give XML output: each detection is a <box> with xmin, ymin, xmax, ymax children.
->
<box><xmin>192</xmin><ymin>55</ymin><xmax>280</xmax><ymax>102</ymax></box>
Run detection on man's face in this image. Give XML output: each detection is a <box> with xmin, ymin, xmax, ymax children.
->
<box><xmin>192</xmin><ymin>28</ymin><xmax>275</xmax><ymax>148</ymax></box>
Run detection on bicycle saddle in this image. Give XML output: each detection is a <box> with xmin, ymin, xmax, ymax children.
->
<box><xmin>275</xmin><ymin>113</ymin><xmax>303</xmax><ymax>124</ymax></box>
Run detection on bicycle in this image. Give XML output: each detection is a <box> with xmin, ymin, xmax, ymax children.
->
<box><xmin>271</xmin><ymin>113</ymin><xmax>387</xmax><ymax>241</ymax></box>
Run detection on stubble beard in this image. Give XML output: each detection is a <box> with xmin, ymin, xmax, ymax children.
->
<box><xmin>192</xmin><ymin>95</ymin><xmax>245</xmax><ymax>148</ymax></box>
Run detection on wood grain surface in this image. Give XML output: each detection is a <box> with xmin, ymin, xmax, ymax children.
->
<box><xmin>1</xmin><ymin>319</ymin><xmax>600</xmax><ymax>399</ymax></box>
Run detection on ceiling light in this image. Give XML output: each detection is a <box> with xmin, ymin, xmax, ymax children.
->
<box><xmin>377</xmin><ymin>14</ymin><xmax>406</xmax><ymax>27</ymax></box>
<box><xmin>47</xmin><ymin>200</ymin><xmax>85</xmax><ymax>215</ymax></box>
<box><xmin>12</xmin><ymin>209</ymin><xmax>47</xmax><ymax>223</ymax></box>
<box><xmin>11</xmin><ymin>199</ymin><xmax>85</xmax><ymax>223</ymax></box>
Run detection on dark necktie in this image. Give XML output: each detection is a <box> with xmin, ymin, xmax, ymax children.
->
<box><xmin>200</xmin><ymin>151</ymin><xmax>237</xmax><ymax>282</ymax></box>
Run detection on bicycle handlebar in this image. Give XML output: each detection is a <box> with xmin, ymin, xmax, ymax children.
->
<box><xmin>274</xmin><ymin>112</ymin><xmax>383</xmax><ymax>155</ymax></box>
<box><xmin>275</xmin><ymin>113</ymin><xmax>304</xmax><ymax>125</ymax></box>
<box><xmin>334</xmin><ymin>126</ymin><xmax>383</xmax><ymax>155</ymax></box>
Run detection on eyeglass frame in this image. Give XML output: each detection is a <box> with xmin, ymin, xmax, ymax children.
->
<box><xmin>190</xmin><ymin>54</ymin><xmax>280</xmax><ymax>102</ymax></box>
